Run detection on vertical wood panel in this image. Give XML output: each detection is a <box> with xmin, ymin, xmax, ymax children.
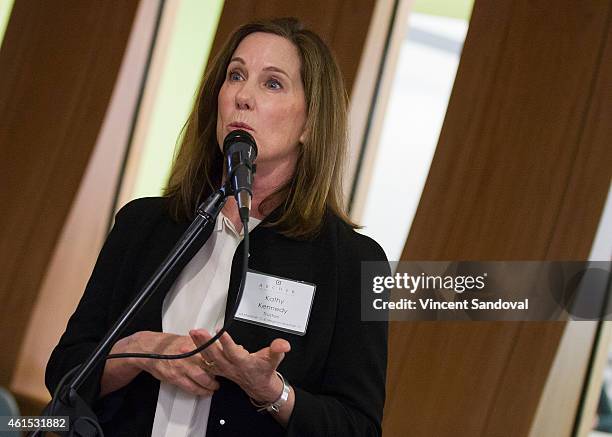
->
<box><xmin>403</xmin><ymin>1</ymin><xmax>611</xmax><ymax>261</ymax></box>
<box><xmin>383</xmin><ymin>0</ymin><xmax>612</xmax><ymax>435</ymax></box>
<box><xmin>0</xmin><ymin>0</ymin><xmax>140</xmax><ymax>385</ymax></box>
<box><xmin>531</xmin><ymin>16</ymin><xmax>612</xmax><ymax>436</ymax></box>
<box><xmin>545</xmin><ymin>11</ymin><xmax>612</xmax><ymax>259</ymax></box>
<box><xmin>9</xmin><ymin>0</ymin><xmax>162</xmax><ymax>406</ymax></box>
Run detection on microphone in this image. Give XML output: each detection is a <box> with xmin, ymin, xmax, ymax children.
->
<box><xmin>223</xmin><ymin>129</ymin><xmax>258</xmax><ymax>223</ymax></box>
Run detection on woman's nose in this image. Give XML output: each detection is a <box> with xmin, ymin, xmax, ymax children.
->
<box><xmin>235</xmin><ymin>84</ymin><xmax>254</xmax><ymax>110</ymax></box>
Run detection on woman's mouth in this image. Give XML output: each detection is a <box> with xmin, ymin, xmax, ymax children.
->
<box><xmin>228</xmin><ymin>122</ymin><xmax>255</xmax><ymax>132</ymax></box>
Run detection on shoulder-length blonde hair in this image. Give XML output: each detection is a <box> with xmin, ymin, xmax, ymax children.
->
<box><xmin>164</xmin><ymin>17</ymin><xmax>357</xmax><ymax>239</ymax></box>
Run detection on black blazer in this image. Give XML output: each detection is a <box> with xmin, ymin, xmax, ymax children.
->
<box><xmin>46</xmin><ymin>197</ymin><xmax>388</xmax><ymax>437</ymax></box>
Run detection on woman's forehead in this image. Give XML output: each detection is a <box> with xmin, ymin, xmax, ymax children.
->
<box><xmin>231</xmin><ymin>32</ymin><xmax>301</xmax><ymax>77</ymax></box>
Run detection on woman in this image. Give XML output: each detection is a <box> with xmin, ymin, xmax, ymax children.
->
<box><xmin>46</xmin><ymin>17</ymin><xmax>388</xmax><ymax>436</ymax></box>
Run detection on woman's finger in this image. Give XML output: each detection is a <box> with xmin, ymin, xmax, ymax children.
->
<box><xmin>187</xmin><ymin>367</ymin><xmax>220</xmax><ymax>392</ymax></box>
<box><xmin>189</xmin><ymin>329</ymin><xmax>222</xmax><ymax>350</ymax></box>
<box><xmin>268</xmin><ymin>338</ymin><xmax>291</xmax><ymax>369</ymax></box>
<box><xmin>217</xmin><ymin>331</ymin><xmax>248</xmax><ymax>363</ymax></box>
<box><xmin>190</xmin><ymin>329</ymin><xmax>231</xmax><ymax>370</ymax></box>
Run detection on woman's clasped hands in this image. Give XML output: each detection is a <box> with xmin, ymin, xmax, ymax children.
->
<box><xmin>102</xmin><ymin>328</ymin><xmax>291</xmax><ymax>411</ymax></box>
<box><xmin>102</xmin><ymin>331</ymin><xmax>219</xmax><ymax>398</ymax></box>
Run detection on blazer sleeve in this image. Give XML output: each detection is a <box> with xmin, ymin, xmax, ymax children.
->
<box><xmin>45</xmin><ymin>199</ymin><xmax>148</xmax><ymax>405</ymax></box>
<box><xmin>285</xmin><ymin>227</ymin><xmax>389</xmax><ymax>437</ymax></box>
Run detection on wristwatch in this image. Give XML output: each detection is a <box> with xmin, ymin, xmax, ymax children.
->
<box><xmin>250</xmin><ymin>371</ymin><xmax>291</xmax><ymax>413</ymax></box>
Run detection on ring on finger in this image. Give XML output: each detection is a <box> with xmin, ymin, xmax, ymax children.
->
<box><xmin>202</xmin><ymin>359</ymin><xmax>216</xmax><ymax>371</ymax></box>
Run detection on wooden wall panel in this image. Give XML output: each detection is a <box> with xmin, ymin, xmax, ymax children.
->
<box><xmin>9</xmin><ymin>0</ymin><xmax>163</xmax><ymax>408</ymax></box>
<box><xmin>0</xmin><ymin>0</ymin><xmax>140</xmax><ymax>386</ymax></box>
<box><xmin>383</xmin><ymin>0</ymin><xmax>612</xmax><ymax>436</ymax></box>
<box><xmin>402</xmin><ymin>1</ymin><xmax>611</xmax><ymax>262</ymax></box>
<box><xmin>208</xmin><ymin>0</ymin><xmax>377</xmax><ymax>96</ymax></box>
<box><xmin>546</xmin><ymin>13</ymin><xmax>612</xmax><ymax>259</ymax></box>
<box><xmin>532</xmin><ymin>17</ymin><xmax>612</xmax><ymax>436</ymax></box>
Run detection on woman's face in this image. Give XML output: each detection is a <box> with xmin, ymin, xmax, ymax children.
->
<box><xmin>216</xmin><ymin>32</ymin><xmax>307</xmax><ymax>169</ymax></box>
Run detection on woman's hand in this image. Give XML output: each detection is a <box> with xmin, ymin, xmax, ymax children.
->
<box><xmin>189</xmin><ymin>329</ymin><xmax>295</xmax><ymax>424</ymax></box>
<box><xmin>101</xmin><ymin>331</ymin><xmax>219</xmax><ymax>397</ymax></box>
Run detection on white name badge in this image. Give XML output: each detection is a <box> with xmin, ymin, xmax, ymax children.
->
<box><xmin>234</xmin><ymin>270</ymin><xmax>316</xmax><ymax>336</ymax></box>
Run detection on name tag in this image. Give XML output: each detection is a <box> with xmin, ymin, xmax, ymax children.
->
<box><xmin>234</xmin><ymin>271</ymin><xmax>316</xmax><ymax>336</ymax></box>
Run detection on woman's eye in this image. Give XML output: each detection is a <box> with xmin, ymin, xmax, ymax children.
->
<box><xmin>228</xmin><ymin>71</ymin><xmax>243</xmax><ymax>81</ymax></box>
<box><xmin>266</xmin><ymin>79</ymin><xmax>282</xmax><ymax>90</ymax></box>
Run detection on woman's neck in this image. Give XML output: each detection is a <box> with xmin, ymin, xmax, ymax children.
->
<box><xmin>221</xmin><ymin>154</ymin><xmax>297</xmax><ymax>232</ymax></box>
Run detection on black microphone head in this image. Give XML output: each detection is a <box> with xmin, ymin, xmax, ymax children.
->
<box><xmin>223</xmin><ymin>129</ymin><xmax>258</xmax><ymax>157</ymax></box>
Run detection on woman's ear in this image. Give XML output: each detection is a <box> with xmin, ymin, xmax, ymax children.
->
<box><xmin>299</xmin><ymin>127</ymin><xmax>309</xmax><ymax>144</ymax></box>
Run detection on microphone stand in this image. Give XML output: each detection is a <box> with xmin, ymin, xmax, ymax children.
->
<box><xmin>38</xmin><ymin>182</ymin><xmax>233</xmax><ymax>437</ymax></box>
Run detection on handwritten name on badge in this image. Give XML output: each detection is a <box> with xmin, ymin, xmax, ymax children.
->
<box><xmin>235</xmin><ymin>271</ymin><xmax>316</xmax><ymax>335</ymax></box>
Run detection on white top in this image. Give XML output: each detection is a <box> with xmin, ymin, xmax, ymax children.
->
<box><xmin>151</xmin><ymin>212</ymin><xmax>261</xmax><ymax>437</ymax></box>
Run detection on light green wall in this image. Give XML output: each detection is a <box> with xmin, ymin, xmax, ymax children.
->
<box><xmin>413</xmin><ymin>0</ymin><xmax>474</xmax><ymax>21</ymax></box>
<box><xmin>0</xmin><ymin>0</ymin><xmax>15</xmax><ymax>44</ymax></box>
<box><xmin>131</xmin><ymin>0</ymin><xmax>224</xmax><ymax>199</ymax></box>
